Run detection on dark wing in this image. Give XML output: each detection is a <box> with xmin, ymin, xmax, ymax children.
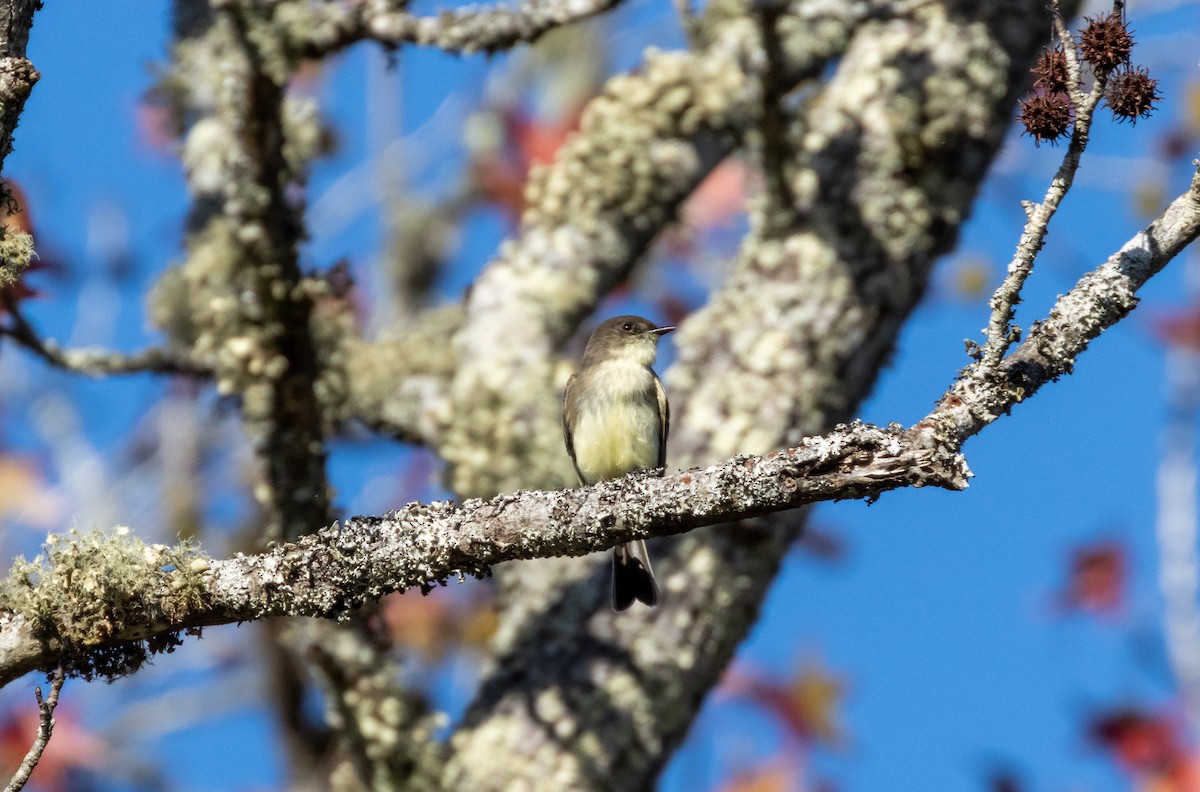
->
<box><xmin>562</xmin><ymin>372</ymin><xmax>584</xmax><ymax>485</ymax></box>
<box><xmin>655</xmin><ymin>373</ymin><xmax>669</xmax><ymax>469</ymax></box>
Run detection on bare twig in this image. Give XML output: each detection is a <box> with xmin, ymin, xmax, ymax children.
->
<box><xmin>1</xmin><ymin>293</ymin><xmax>209</xmax><ymax>377</ymax></box>
<box><xmin>3</xmin><ymin>666</ymin><xmax>65</xmax><ymax>792</ymax></box>
<box><xmin>979</xmin><ymin>2</ymin><xmax>1110</xmax><ymax>367</ymax></box>
<box><xmin>935</xmin><ymin>163</ymin><xmax>1200</xmax><ymax>443</ymax></box>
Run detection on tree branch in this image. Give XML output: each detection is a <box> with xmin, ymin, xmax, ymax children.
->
<box><xmin>931</xmin><ymin>162</ymin><xmax>1200</xmax><ymax>444</ymax></box>
<box><xmin>282</xmin><ymin>0</ymin><xmax>625</xmax><ymax>57</ymax></box>
<box><xmin>979</xmin><ymin>3</ymin><xmax>1108</xmax><ymax>367</ymax></box>
<box><xmin>0</xmin><ymin>0</ymin><xmax>41</xmax><ymax>180</ymax></box>
<box><xmin>1</xmin><ymin>293</ymin><xmax>210</xmax><ymax>377</ymax></box>
<box><xmin>439</xmin><ymin>2</ymin><xmax>1083</xmax><ymax>787</ymax></box>
<box><xmin>2</xmin><ymin>666</ymin><xmax>64</xmax><ymax>792</ymax></box>
<box><xmin>0</xmin><ymin>421</ymin><xmax>965</xmax><ymax>687</ymax></box>
<box><xmin>1</xmin><ymin>155</ymin><xmax>1194</xmax><ymax>690</ymax></box>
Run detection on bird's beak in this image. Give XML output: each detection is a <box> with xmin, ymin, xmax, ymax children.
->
<box><xmin>649</xmin><ymin>325</ymin><xmax>675</xmax><ymax>336</ymax></box>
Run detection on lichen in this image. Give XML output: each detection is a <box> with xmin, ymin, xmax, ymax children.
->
<box><xmin>0</xmin><ymin>528</ymin><xmax>214</xmax><ymax>680</ymax></box>
<box><xmin>0</xmin><ymin>227</ymin><xmax>35</xmax><ymax>288</ymax></box>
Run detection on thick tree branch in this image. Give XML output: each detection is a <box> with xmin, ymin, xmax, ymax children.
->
<box><xmin>160</xmin><ymin>5</ymin><xmax>361</xmax><ymax>782</ymax></box>
<box><xmin>0</xmin><ymin>421</ymin><xmax>964</xmax><ymax>687</ymax></box>
<box><xmin>283</xmin><ymin>0</ymin><xmax>624</xmax><ymax>56</ymax></box>
<box><xmin>438</xmin><ymin>2</ymin><xmax>1084</xmax><ymax>787</ymax></box>
<box><xmin>1</xmin><ymin>159</ymin><xmax>1194</xmax><ymax>691</ymax></box>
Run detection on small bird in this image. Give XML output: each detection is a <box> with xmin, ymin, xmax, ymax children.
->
<box><xmin>562</xmin><ymin>315</ymin><xmax>673</xmax><ymax>610</ymax></box>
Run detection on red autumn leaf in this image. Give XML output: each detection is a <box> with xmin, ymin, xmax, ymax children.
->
<box><xmin>504</xmin><ymin>104</ymin><xmax>583</xmax><ymax>171</ymax></box>
<box><xmin>475</xmin><ymin>105</ymin><xmax>585</xmax><ymax>218</ymax></box>
<box><xmin>380</xmin><ymin>586</ymin><xmax>497</xmax><ymax>659</ymax></box>
<box><xmin>660</xmin><ymin>159</ymin><xmax>751</xmax><ymax>258</ymax></box>
<box><xmin>682</xmin><ymin>159</ymin><xmax>748</xmax><ymax>232</ymax></box>
<box><xmin>1154</xmin><ymin>754</ymin><xmax>1200</xmax><ymax>792</ymax></box>
<box><xmin>0</xmin><ymin>703</ymin><xmax>105</xmax><ymax>791</ymax></box>
<box><xmin>1089</xmin><ymin>707</ymin><xmax>1185</xmax><ymax>775</ymax></box>
<box><xmin>1060</xmin><ymin>539</ymin><xmax>1126</xmax><ymax>617</ymax></box>
<box><xmin>0</xmin><ymin>179</ymin><xmax>66</xmax><ymax>313</ymax></box>
<box><xmin>724</xmin><ymin>662</ymin><xmax>845</xmax><ymax>746</ymax></box>
<box><xmin>134</xmin><ymin>99</ymin><xmax>179</xmax><ymax>154</ymax></box>
<box><xmin>381</xmin><ymin>593</ymin><xmax>455</xmax><ymax>659</ymax></box>
<box><xmin>1151</xmin><ymin>304</ymin><xmax>1200</xmax><ymax>350</ymax></box>
<box><xmin>474</xmin><ymin>157</ymin><xmax>527</xmax><ymax>218</ymax></box>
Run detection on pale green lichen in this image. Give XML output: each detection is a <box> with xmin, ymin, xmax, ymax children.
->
<box><xmin>0</xmin><ymin>227</ymin><xmax>35</xmax><ymax>288</ymax></box>
<box><xmin>0</xmin><ymin>528</ymin><xmax>214</xmax><ymax>680</ymax></box>
<box><xmin>522</xmin><ymin>47</ymin><xmax>752</xmax><ymax>230</ymax></box>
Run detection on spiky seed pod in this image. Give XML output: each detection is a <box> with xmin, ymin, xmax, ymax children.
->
<box><xmin>1032</xmin><ymin>48</ymin><xmax>1069</xmax><ymax>93</ymax></box>
<box><xmin>1018</xmin><ymin>93</ymin><xmax>1072</xmax><ymax>146</ymax></box>
<box><xmin>1105</xmin><ymin>66</ymin><xmax>1161</xmax><ymax>124</ymax></box>
<box><xmin>1079</xmin><ymin>13</ymin><xmax>1133</xmax><ymax>75</ymax></box>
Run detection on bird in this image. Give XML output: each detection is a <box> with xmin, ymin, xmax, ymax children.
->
<box><xmin>562</xmin><ymin>315</ymin><xmax>673</xmax><ymax>610</ymax></box>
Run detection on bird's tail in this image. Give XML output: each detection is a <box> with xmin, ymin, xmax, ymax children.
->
<box><xmin>613</xmin><ymin>540</ymin><xmax>659</xmax><ymax>611</ymax></box>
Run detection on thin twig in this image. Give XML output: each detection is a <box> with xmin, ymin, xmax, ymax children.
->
<box><xmin>0</xmin><ymin>293</ymin><xmax>208</xmax><ymax>378</ymax></box>
<box><xmin>935</xmin><ymin>163</ymin><xmax>1200</xmax><ymax>444</ymax></box>
<box><xmin>3</xmin><ymin>666</ymin><xmax>65</xmax><ymax>792</ymax></box>
<box><xmin>978</xmin><ymin>1</ymin><xmax>1111</xmax><ymax>367</ymax></box>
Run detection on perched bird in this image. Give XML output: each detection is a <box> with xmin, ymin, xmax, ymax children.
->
<box><xmin>562</xmin><ymin>315</ymin><xmax>673</xmax><ymax>610</ymax></box>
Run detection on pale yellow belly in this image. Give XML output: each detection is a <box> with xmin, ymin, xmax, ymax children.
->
<box><xmin>572</xmin><ymin>400</ymin><xmax>660</xmax><ymax>484</ymax></box>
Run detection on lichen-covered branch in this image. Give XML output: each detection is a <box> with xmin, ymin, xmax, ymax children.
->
<box><xmin>439</xmin><ymin>1</ymin><xmax>1078</xmax><ymax>788</ymax></box>
<box><xmin>324</xmin><ymin>306</ymin><xmax>464</xmax><ymax>447</ymax></box>
<box><xmin>0</xmin><ymin>157</ymin><xmax>1194</xmax><ymax>704</ymax></box>
<box><xmin>280</xmin><ymin>0</ymin><xmax>624</xmax><ymax>56</ymax></box>
<box><xmin>0</xmin><ymin>421</ymin><xmax>966</xmax><ymax>687</ymax></box>
<box><xmin>0</xmin><ymin>0</ymin><xmax>40</xmax><ymax>179</ymax></box>
<box><xmin>978</xmin><ymin>6</ymin><xmax>1107</xmax><ymax>367</ymax></box>
<box><xmin>296</xmin><ymin>620</ymin><xmax>446</xmax><ymax>791</ymax></box>
<box><xmin>0</xmin><ymin>0</ymin><xmax>42</xmax><ymax>284</ymax></box>
<box><xmin>159</xmin><ymin>6</ymin><xmax>333</xmax><ymax>541</ymax></box>
<box><xmin>159</xmin><ymin>6</ymin><xmax>362</xmax><ymax>783</ymax></box>
<box><xmin>930</xmin><ymin>163</ymin><xmax>1200</xmax><ymax>442</ymax></box>
<box><xmin>442</xmin><ymin>0</ymin><xmax>870</xmax><ymax>499</ymax></box>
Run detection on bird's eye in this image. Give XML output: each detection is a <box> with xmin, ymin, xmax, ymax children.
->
<box><xmin>622</xmin><ymin>322</ymin><xmax>633</xmax><ymax>332</ymax></box>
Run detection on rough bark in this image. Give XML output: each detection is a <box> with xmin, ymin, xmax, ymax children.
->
<box><xmin>438</xmin><ymin>2</ymin><xmax>1078</xmax><ymax>789</ymax></box>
